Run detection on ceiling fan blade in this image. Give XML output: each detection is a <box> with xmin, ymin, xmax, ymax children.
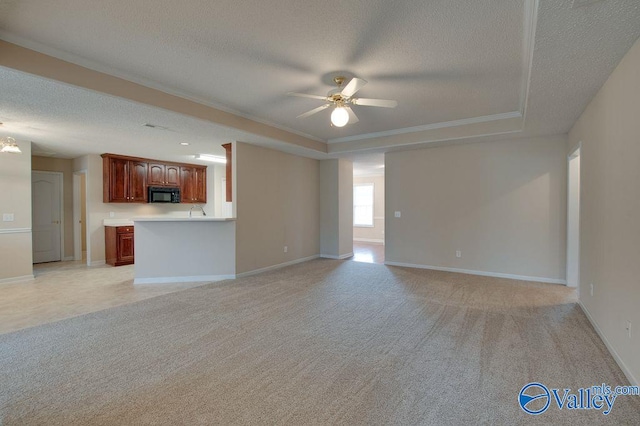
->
<box><xmin>297</xmin><ymin>104</ymin><xmax>330</xmax><ymax>119</ymax></box>
<box><xmin>346</xmin><ymin>107</ymin><xmax>359</xmax><ymax>124</ymax></box>
<box><xmin>287</xmin><ymin>92</ymin><xmax>328</xmax><ymax>101</ymax></box>
<box><xmin>341</xmin><ymin>78</ymin><xmax>367</xmax><ymax>98</ymax></box>
<box><xmin>352</xmin><ymin>98</ymin><xmax>398</xmax><ymax>108</ymax></box>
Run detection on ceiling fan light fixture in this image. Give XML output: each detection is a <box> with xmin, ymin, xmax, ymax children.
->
<box><xmin>0</xmin><ymin>137</ymin><xmax>22</xmax><ymax>154</ymax></box>
<box><xmin>331</xmin><ymin>106</ymin><xmax>349</xmax><ymax>127</ymax></box>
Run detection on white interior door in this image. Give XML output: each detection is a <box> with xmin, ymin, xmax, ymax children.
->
<box><xmin>32</xmin><ymin>171</ymin><xmax>62</xmax><ymax>263</ymax></box>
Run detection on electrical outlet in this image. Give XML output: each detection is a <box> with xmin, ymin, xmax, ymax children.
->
<box><xmin>109</xmin><ymin>212</ymin><xmax>115</xmax><ymax>218</ymax></box>
<box><xmin>626</xmin><ymin>321</ymin><xmax>632</xmax><ymax>339</ymax></box>
<box><xmin>456</xmin><ymin>250</ymin><xmax>462</xmax><ymax>258</ymax></box>
<box><xmin>590</xmin><ymin>283</ymin><xmax>594</xmax><ymax>297</ymax></box>
<box><xmin>284</xmin><ymin>246</ymin><xmax>288</xmax><ymax>253</ymax></box>
<box><xmin>2</xmin><ymin>213</ymin><xmax>14</xmax><ymax>222</ymax></box>
<box><xmin>394</xmin><ymin>211</ymin><xmax>401</xmax><ymax>218</ymax></box>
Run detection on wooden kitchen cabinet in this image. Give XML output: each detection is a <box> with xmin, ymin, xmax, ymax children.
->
<box><xmin>148</xmin><ymin>162</ymin><xmax>181</xmax><ymax>187</ymax></box>
<box><xmin>103</xmin><ymin>153</ymin><xmax>206</xmax><ymax>204</ymax></box>
<box><xmin>180</xmin><ymin>166</ymin><xmax>207</xmax><ymax>203</ymax></box>
<box><xmin>102</xmin><ymin>155</ymin><xmax>148</xmax><ymax>202</ymax></box>
<box><xmin>222</xmin><ymin>143</ymin><xmax>232</xmax><ymax>202</ymax></box>
<box><xmin>105</xmin><ymin>225</ymin><xmax>135</xmax><ymax>266</ymax></box>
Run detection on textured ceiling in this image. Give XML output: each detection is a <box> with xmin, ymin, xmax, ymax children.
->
<box><xmin>0</xmin><ymin>0</ymin><xmax>639</xmax><ymax>161</ymax></box>
<box><xmin>0</xmin><ymin>68</ymin><xmax>327</xmax><ymax>162</ymax></box>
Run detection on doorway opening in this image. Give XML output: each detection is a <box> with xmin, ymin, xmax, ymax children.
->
<box><xmin>352</xmin><ymin>154</ymin><xmax>385</xmax><ymax>264</ymax></box>
<box><xmin>73</xmin><ymin>170</ymin><xmax>88</xmax><ymax>264</ymax></box>
<box><xmin>567</xmin><ymin>145</ymin><xmax>581</xmax><ymax>289</ymax></box>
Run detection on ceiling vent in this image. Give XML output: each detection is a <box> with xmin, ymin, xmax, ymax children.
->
<box><xmin>571</xmin><ymin>0</ymin><xmax>605</xmax><ymax>8</ymax></box>
<box><xmin>143</xmin><ymin>123</ymin><xmax>171</xmax><ymax>131</ymax></box>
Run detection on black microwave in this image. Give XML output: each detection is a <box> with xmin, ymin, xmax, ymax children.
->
<box><xmin>148</xmin><ymin>186</ymin><xmax>181</xmax><ymax>203</ymax></box>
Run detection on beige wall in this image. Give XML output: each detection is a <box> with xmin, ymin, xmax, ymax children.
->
<box><xmin>385</xmin><ymin>135</ymin><xmax>567</xmax><ymax>282</ymax></box>
<box><xmin>32</xmin><ymin>156</ymin><xmax>74</xmax><ymax>259</ymax></box>
<box><xmin>338</xmin><ymin>159</ymin><xmax>353</xmax><ymax>256</ymax></box>
<box><xmin>0</xmin><ymin>140</ymin><xmax>33</xmax><ymax>282</ymax></box>
<box><xmin>235</xmin><ymin>142</ymin><xmax>319</xmax><ymax>274</ymax></box>
<box><xmin>353</xmin><ymin>175</ymin><xmax>384</xmax><ymax>243</ymax></box>
<box><xmin>80</xmin><ymin>174</ymin><xmax>87</xmax><ymax>251</ymax></box>
<box><xmin>74</xmin><ymin>154</ymin><xmax>220</xmax><ymax>265</ymax></box>
<box><xmin>320</xmin><ymin>159</ymin><xmax>353</xmax><ymax>258</ymax></box>
<box><xmin>568</xmin><ymin>37</ymin><xmax>640</xmax><ymax>384</ymax></box>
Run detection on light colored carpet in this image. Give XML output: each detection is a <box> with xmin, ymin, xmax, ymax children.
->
<box><xmin>1</xmin><ymin>259</ymin><xmax>638</xmax><ymax>425</ymax></box>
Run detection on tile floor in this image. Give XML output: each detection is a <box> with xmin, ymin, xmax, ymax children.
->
<box><xmin>352</xmin><ymin>241</ymin><xmax>385</xmax><ymax>264</ymax></box>
<box><xmin>0</xmin><ymin>260</ymin><xmax>209</xmax><ymax>335</ymax></box>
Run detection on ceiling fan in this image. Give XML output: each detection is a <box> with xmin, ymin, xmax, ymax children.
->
<box><xmin>287</xmin><ymin>76</ymin><xmax>398</xmax><ymax>127</ymax></box>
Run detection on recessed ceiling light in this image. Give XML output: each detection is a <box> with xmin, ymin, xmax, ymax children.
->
<box><xmin>180</xmin><ymin>142</ymin><xmax>190</xmax><ymax>146</ymax></box>
<box><xmin>195</xmin><ymin>154</ymin><xmax>226</xmax><ymax>164</ymax></box>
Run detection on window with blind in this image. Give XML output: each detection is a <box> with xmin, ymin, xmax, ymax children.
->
<box><xmin>353</xmin><ymin>183</ymin><xmax>374</xmax><ymax>227</ymax></box>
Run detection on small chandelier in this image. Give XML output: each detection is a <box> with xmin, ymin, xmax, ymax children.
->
<box><xmin>0</xmin><ymin>137</ymin><xmax>21</xmax><ymax>154</ymax></box>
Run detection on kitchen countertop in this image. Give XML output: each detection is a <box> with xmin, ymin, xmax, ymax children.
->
<box><xmin>103</xmin><ymin>219</ymin><xmax>135</xmax><ymax>226</ymax></box>
<box><xmin>132</xmin><ymin>217</ymin><xmax>236</xmax><ymax>222</ymax></box>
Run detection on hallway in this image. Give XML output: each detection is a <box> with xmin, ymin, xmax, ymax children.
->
<box><xmin>352</xmin><ymin>242</ymin><xmax>384</xmax><ymax>264</ymax></box>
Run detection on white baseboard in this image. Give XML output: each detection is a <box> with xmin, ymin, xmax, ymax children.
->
<box><xmin>383</xmin><ymin>261</ymin><xmax>567</xmax><ymax>285</ymax></box>
<box><xmin>89</xmin><ymin>260</ymin><xmax>106</xmax><ymax>267</ymax></box>
<box><xmin>353</xmin><ymin>238</ymin><xmax>385</xmax><ymax>244</ymax></box>
<box><xmin>236</xmin><ymin>255</ymin><xmax>320</xmax><ymax>278</ymax></box>
<box><xmin>0</xmin><ymin>274</ymin><xmax>35</xmax><ymax>284</ymax></box>
<box><xmin>579</xmin><ymin>301</ymin><xmax>638</xmax><ymax>386</ymax></box>
<box><xmin>320</xmin><ymin>252</ymin><xmax>354</xmax><ymax>260</ymax></box>
<box><xmin>134</xmin><ymin>275</ymin><xmax>235</xmax><ymax>284</ymax></box>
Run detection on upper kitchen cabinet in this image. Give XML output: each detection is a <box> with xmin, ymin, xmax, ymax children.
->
<box><xmin>148</xmin><ymin>162</ymin><xmax>181</xmax><ymax>187</ymax></box>
<box><xmin>103</xmin><ymin>153</ymin><xmax>206</xmax><ymax>204</ymax></box>
<box><xmin>180</xmin><ymin>166</ymin><xmax>207</xmax><ymax>204</ymax></box>
<box><xmin>102</xmin><ymin>154</ymin><xmax>148</xmax><ymax>203</ymax></box>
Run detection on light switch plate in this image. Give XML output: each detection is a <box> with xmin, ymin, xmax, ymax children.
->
<box><xmin>394</xmin><ymin>211</ymin><xmax>401</xmax><ymax>218</ymax></box>
<box><xmin>2</xmin><ymin>213</ymin><xmax>14</xmax><ymax>222</ymax></box>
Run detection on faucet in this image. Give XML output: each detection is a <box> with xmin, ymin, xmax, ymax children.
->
<box><xmin>189</xmin><ymin>204</ymin><xmax>207</xmax><ymax>217</ymax></box>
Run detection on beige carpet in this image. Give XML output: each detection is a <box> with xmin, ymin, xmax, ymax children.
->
<box><xmin>1</xmin><ymin>260</ymin><xmax>638</xmax><ymax>425</ymax></box>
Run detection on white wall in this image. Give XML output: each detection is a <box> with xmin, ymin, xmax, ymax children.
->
<box><xmin>385</xmin><ymin>135</ymin><xmax>567</xmax><ymax>282</ymax></box>
<box><xmin>568</xmin><ymin>37</ymin><xmax>640</xmax><ymax>385</ymax></box>
<box><xmin>0</xmin><ymin>140</ymin><xmax>33</xmax><ymax>282</ymax></box>
<box><xmin>235</xmin><ymin>142</ymin><xmax>320</xmax><ymax>275</ymax></box>
<box><xmin>213</xmin><ymin>163</ymin><xmax>227</xmax><ymax>217</ymax></box>
<box><xmin>353</xmin><ymin>175</ymin><xmax>384</xmax><ymax>243</ymax></box>
<box><xmin>134</xmin><ymin>220</ymin><xmax>235</xmax><ymax>283</ymax></box>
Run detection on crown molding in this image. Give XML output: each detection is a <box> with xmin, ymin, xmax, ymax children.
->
<box><xmin>520</xmin><ymin>0</ymin><xmax>539</xmax><ymax>126</ymax></box>
<box><xmin>328</xmin><ymin>111</ymin><xmax>523</xmax><ymax>144</ymax></box>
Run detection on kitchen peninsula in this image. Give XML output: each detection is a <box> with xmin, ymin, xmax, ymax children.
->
<box><xmin>133</xmin><ymin>217</ymin><xmax>236</xmax><ymax>284</ymax></box>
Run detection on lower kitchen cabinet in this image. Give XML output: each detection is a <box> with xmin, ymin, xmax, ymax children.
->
<box><xmin>105</xmin><ymin>225</ymin><xmax>135</xmax><ymax>266</ymax></box>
